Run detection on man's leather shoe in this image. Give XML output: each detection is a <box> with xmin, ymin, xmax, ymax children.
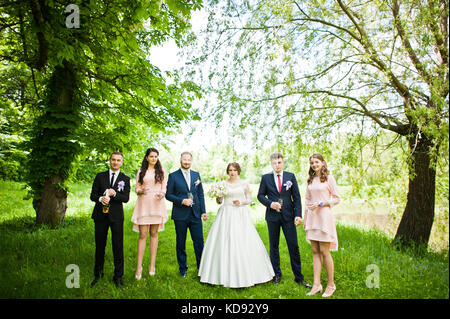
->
<box><xmin>90</xmin><ymin>271</ymin><xmax>104</xmax><ymax>288</ymax></box>
<box><xmin>180</xmin><ymin>271</ymin><xmax>187</xmax><ymax>278</ymax></box>
<box><xmin>113</xmin><ymin>277</ymin><xmax>124</xmax><ymax>287</ymax></box>
<box><xmin>272</xmin><ymin>276</ymin><xmax>281</xmax><ymax>284</ymax></box>
<box><xmin>295</xmin><ymin>278</ymin><xmax>312</xmax><ymax>288</ymax></box>
<box><xmin>90</xmin><ymin>277</ymin><xmax>100</xmax><ymax>288</ymax></box>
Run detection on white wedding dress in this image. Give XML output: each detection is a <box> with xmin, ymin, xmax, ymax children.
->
<box><xmin>198</xmin><ymin>180</ymin><xmax>274</xmax><ymax>288</ymax></box>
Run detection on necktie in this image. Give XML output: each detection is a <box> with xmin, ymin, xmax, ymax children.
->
<box><xmin>110</xmin><ymin>172</ymin><xmax>115</xmax><ymax>188</ymax></box>
<box><xmin>277</xmin><ymin>174</ymin><xmax>281</xmax><ymax>193</ymax></box>
<box><xmin>184</xmin><ymin>171</ymin><xmax>190</xmax><ymax>190</ymax></box>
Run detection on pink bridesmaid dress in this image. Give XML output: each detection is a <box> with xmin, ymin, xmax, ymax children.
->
<box><xmin>131</xmin><ymin>168</ymin><xmax>168</xmax><ymax>232</ymax></box>
<box><xmin>304</xmin><ymin>174</ymin><xmax>340</xmax><ymax>251</ymax></box>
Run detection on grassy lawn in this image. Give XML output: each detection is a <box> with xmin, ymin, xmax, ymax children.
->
<box><xmin>0</xmin><ymin>180</ymin><xmax>448</xmax><ymax>299</ymax></box>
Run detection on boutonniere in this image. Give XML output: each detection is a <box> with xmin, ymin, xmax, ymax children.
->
<box><xmin>117</xmin><ymin>180</ymin><xmax>125</xmax><ymax>192</ymax></box>
<box><xmin>284</xmin><ymin>180</ymin><xmax>293</xmax><ymax>191</ymax></box>
<box><xmin>194</xmin><ymin>178</ymin><xmax>201</xmax><ymax>187</ymax></box>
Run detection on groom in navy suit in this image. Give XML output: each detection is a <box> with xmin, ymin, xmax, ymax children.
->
<box><xmin>257</xmin><ymin>153</ymin><xmax>311</xmax><ymax>288</ymax></box>
<box><xmin>166</xmin><ymin>152</ymin><xmax>208</xmax><ymax>277</ymax></box>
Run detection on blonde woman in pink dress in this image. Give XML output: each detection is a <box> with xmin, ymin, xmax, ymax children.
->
<box><xmin>131</xmin><ymin>148</ymin><xmax>168</xmax><ymax>280</ymax></box>
<box><xmin>303</xmin><ymin>153</ymin><xmax>340</xmax><ymax>297</ymax></box>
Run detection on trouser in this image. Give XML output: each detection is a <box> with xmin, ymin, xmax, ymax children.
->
<box><xmin>94</xmin><ymin>218</ymin><xmax>124</xmax><ymax>279</ymax></box>
<box><xmin>267</xmin><ymin>219</ymin><xmax>304</xmax><ymax>281</ymax></box>
<box><xmin>173</xmin><ymin>212</ymin><xmax>204</xmax><ymax>273</ymax></box>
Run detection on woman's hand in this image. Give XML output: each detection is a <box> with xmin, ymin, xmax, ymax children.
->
<box><xmin>232</xmin><ymin>200</ymin><xmax>240</xmax><ymax>206</ymax></box>
<box><xmin>155</xmin><ymin>192</ymin><xmax>165</xmax><ymax>200</ymax></box>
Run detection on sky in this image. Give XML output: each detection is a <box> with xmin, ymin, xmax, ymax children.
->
<box><xmin>148</xmin><ymin>9</ymin><xmax>253</xmax><ymax>155</ymax></box>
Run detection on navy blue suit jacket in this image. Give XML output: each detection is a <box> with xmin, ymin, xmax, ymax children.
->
<box><xmin>166</xmin><ymin>169</ymin><xmax>206</xmax><ymax>221</ymax></box>
<box><xmin>257</xmin><ymin>171</ymin><xmax>302</xmax><ymax>222</ymax></box>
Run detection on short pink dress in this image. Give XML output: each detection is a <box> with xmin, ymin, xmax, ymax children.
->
<box><xmin>304</xmin><ymin>175</ymin><xmax>340</xmax><ymax>251</ymax></box>
<box><xmin>131</xmin><ymin>168</ymin><xmax>168</xmax><ymax>232</ymax></box>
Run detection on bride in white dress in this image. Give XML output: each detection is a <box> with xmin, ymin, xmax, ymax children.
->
<box><xmin>198</xmin><ymin>162</ymin><xmax>274</xmax><ymax>288</ymax></box>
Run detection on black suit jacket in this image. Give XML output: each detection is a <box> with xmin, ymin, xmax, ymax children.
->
<box><xmin>257</xmin><ymin>171</ymin><xmax>302</xmax><ymax>222</ymax></box>
<box><xmin>90</xmin><ymin>170</ymin><xmax>130</xmax><ymax>222</ymax></box>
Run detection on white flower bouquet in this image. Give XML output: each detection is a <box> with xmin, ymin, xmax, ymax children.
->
<box><xmin>207</xmin><ymin>182</ymin><xmax>227</xmax><ymax>198</ymax></box>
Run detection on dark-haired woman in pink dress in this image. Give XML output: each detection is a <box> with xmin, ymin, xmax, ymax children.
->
<box><xmin>131</xmin><ymin>148</ymin><xmax>168</xmax><ymax>280</ymax></box>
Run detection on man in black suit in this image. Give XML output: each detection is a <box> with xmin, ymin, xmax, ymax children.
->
<box><xmin>257</xmin><ymin>153</ymin><xmax>311</xmax><ymax>288</ymax></box>
<box><xmin>90</xmin><ymin>152</ymin><xmax>130</xmax><ymax>287</ymax></box>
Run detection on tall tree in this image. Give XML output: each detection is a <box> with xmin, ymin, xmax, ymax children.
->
<box><xmin>1</xmin><ymin>0</ymin><xmax>202</xmax><ymax>227</ymax></box>
<box><xmin>184</xmin><ymin>0</ymin><xmax>449</xmax><ymax>247</ymax></box>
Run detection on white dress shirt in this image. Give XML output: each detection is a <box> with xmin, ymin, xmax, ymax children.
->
<box><xmin>99</xmin><ymin>169</ymin><xmax>120</xmax><ymax>202</ymax></box>
<box><xmin>181</xmin><ymin>168</ymin><xmax>191</xmax><ymax>190</ymax></box>
<box><xmin>273</xmin><ymin>171</ymin><xmax>283</xmax><ymax>192</ymax></box>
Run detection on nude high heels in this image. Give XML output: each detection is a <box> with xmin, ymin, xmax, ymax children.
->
<box><xmin>149</xmin><ymin>266</ymin><xmax>155</xmax><ymax>276</ymax></box>
<box><xmin>135</xmin><ymin>267</ymin><xmax>142</xmax><ymax>280</ymax></box>
<box><xmin>306</xmin><ymin>284</ymin><xmax>323</xmax><ymax>296</ymax></box>
<box><xmin>322</xmin><ymin>285</ymin><xmax>336</xmax><ymax>297</ymax></box>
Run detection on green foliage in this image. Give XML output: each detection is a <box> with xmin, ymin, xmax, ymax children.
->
<box><xmin>1</xmin><ymin>1</ymin><xmax>205</xmax><ymax>204</ymax></box>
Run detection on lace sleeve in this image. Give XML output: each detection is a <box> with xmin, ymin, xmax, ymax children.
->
<box><xmin>241</xmin><ymin>181</ymin><xmax>252</xmax><ymax>206</ymax></box>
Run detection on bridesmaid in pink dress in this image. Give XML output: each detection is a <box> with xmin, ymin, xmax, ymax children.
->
<box><xmin>303</xmin><ymin>153</ymin><xmax>340</xmax><ymax>297</ymax></box>
<box><xmin>131</xmin><ymin>148</ymin><xmax>168</xmax><ymax>280</ymax></box>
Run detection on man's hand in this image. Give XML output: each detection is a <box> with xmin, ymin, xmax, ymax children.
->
<box><xmin>182</xmin><ymin>198</ymin><xmax>193</xmax><ymax>206</ymax></box>
<box><xmin>101</xmin><ymin>196</ymin><xmax>110</xmax><ymax>205</ymax></box>
<box><xmin>294</xmin><ymin>217</ymin><xmax>302</xmax><ymax>227</ymax></box>
<box><xmin>201</xmin><ymin>213</ymin><xmax>208</xmax><ymax>221</ymax></box>
<box><xmin>270</xmin><ymin>202</ymin><xmax>282</xmax><ymax>211</ymax></box>
<box><xmin>107</xmin><ymin>188</ymin><xmax>116</xmax><ymax>197</ymax></box>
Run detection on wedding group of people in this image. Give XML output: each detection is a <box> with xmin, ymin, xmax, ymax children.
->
<box><xmin>89</xmin><ymin>149</ymin><xmax>340</xmax><ymax>297</ymax></box>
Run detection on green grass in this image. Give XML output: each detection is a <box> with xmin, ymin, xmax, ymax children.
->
<box><xmin>0</xmin><ymin>180</ymin><xmax>448</xmax><ymax>299</ymax></box>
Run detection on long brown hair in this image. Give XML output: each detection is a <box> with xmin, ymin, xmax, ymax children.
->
<box><xmin>307</xmin><ymin>153</ymin><xmax>329</xmax><ymax>184</ymax></box>
<box><xmin>138</xmin><ymin>148</ymin><xmax>164</xmax><ymax>185</ymax></box>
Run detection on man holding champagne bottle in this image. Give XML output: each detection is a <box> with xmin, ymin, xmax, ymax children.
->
<box><xmin>90</xmin><ymin>152</ymin><xmax>130</xmax><ymax>288</ymax></box>
<box><xmin>257</xmin><ymin>153</ymin><xmax>310</xmax><ymax>288</ymax></box>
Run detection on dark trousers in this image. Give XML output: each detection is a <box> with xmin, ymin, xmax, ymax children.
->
<box><xmin>173</xmin><ymin>212</ymin><xmax>204</xmax><ymax>273</ymax></box>
<box><xmin>94</xmin><ymin>218</ymin><xmax>124</xmax><ymax>279</ymax></box>
<box><xmin>267</xmin><ymin>219</ymin><xmax>304</xmax><ymax>281</ymax></box>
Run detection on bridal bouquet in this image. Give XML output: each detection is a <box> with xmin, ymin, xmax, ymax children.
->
<box><xmin>207</xmin><ymin>182</ymin><xmax>227</xmax><ymax>198</ymax></box>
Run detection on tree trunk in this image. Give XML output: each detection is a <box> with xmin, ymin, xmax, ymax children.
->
<box><xmin>394</xmin><ymin>132</ymin><xmax>436</xmax><ymax>248</ymax></box>
<box><xmin>34</xmin><ymin>174</ymin><xmax>67</xmax><ymax>227</ymax></box>
<box><xmin>32</xmin><ymin>61</ymin><xmax>78</xmax><ymax>228</ymax></box>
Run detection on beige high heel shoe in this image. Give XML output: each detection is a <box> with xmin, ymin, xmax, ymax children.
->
<box><xmin>306</xmin><ymin>284</ymin><xmax>323</xmax><ymax>296</ymax></box>
<box><xmin>135</xmin><ymin>267</ymin><xmax>143</xmax><ymax>280</ymax></box>
<box><xmin>149</xmin><ymin>266</ymin><xmax>155</xmax><ymax>276</ymax></box>
<box><xmin>322</xmin><ymin>285</ymin><xmax>336</xmax><ymax>297</ymax></box>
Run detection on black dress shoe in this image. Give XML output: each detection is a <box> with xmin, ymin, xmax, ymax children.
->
<box><xmin>272</xmin><ymin>276</ymin><xmax>281</xmax><ymax>284</ymax></box>
<box><xmin>180</xmin><ymin>271</ymin><xmax>187</xmax><ymax>278</ymax></box>
<box><xmin>295</xmin><ymin>278</ymin><xmax>312</xmax><ymax>288</ymax></box>
<box><xmin>90</xmin><ymin>277</ymin><xmax>100</xmax><ymax>288</ymax></box>
<box><xmin>113</xmin><ymin>277</ymin><xmax>124</xmax><ymax>287</ymax></box>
